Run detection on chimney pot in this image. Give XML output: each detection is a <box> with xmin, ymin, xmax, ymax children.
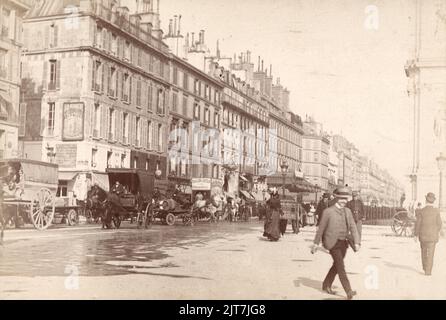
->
<box><xmin>174</xmin><ymin>15</ymin><xmax>177</xmax><ymax>37</ymax></box>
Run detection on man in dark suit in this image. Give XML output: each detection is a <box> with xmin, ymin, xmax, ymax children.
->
<box><xmin>312</xmin><ymin>187</ymin><xmax>360</xmax><ymax>300</ymax></box>
<box><xmin>347</xmin><ymin>191</ymin><xmax>365</xmax><ymax>241</ymax></box>
<box><xmin>414</xmin><ymin>192</ymin><xmax>443</xmax><ymax>276</ymax></box>
<box><xmin>315</xmin><ymin>193</ymin><xmax>330</xmax><ymax>226</ymax></box>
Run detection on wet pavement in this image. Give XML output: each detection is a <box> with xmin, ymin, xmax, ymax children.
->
<box><xmin>0</xmin><ymin>221</ymin><xmax>259</xmax><ymax>277</ymax></box>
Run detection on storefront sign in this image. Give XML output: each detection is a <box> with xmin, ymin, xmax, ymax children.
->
<box><xmin>55</xmin><ymin>144</ymin><xmax>77</xmax><ymax>168</ymax></box>
<box><xmin>62</xmin><ymin>102</ymin><xmax>84</xmax><ymax>141</ymax></box>
<box><xmin>192</xmin><ymin>178</ymin><xmax>211</xmax><ymax>190</ymax></box>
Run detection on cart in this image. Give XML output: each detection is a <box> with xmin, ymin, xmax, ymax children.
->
<box><xmin>391</xmin><ymin>210</ymin><xmax>416</xmax><ymax>237</ymax></box>
<box><xmin>1</xmin><ymin>159</ymin><xmax>58</xmax><ymax>231</ymax></box>
<box><xmin>279</xmin><ymin>195</ymin><xmax>305</xmax><ymax>234</ymax></box>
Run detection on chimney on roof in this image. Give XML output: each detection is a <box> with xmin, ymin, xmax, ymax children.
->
<box><xmin>247</xmin><ymin>50</ymin><xmax>251</xmax><ymax>63</ymax></box>
<box><xmin>191</xmin><ymin>32</ymin><xmax>195</xmax><ymax>48</ymax></box>
<box><xmin>258</xmin><ymin>56</ymin><xmax>261</xmax><ymax>71</ymax></box>
<box><xmin>241</xmin><ymin>52</ymin><xmax>244</xmax><ymax>63</ymax></box>
<box><xmin>270</xmin><ymin>64</ymin><xmax>272</xmax><ymax>77</ymax></box>
<box><xmin>200</xmin><ymin>30</ymin><xmax>205</xmax><ymax>44</ymax></box>
<box><xmin>178</xmin><ymin>15</ymin><xmax>181</xmax><ymax>35</ymax></box>
<box><xmin>277</xmin><ymin>77</ymin><xmax>280</xmax><ymax>85</ymax></box>
<box><xmin>157</xmin><ymin>0</ymin><xmax>160</xmax><ymax>14</ymax></box>
<box><xmin>216</xmin><ymin>40</ymin><xmax>220</xmax><ymax>58</ymax></box>
<box><xmin>261</xmin><ymin>60</ymin><xmax>264</xmax><ymax>72</ymax></box>
<box><xmin>173</xmin><ymin>15</ymin><xmax>177</xmax><ymax>36</ymax></box>
<box><xmin>168</xmin><ymin>19</ymin><xmax>173</xmax><ymax>36</ymax></box>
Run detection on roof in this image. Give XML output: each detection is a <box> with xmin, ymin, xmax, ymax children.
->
<box><xmin>266</xmin><ymin>173</ymin><xmax>318</xmax><ymax>193</ymax></box>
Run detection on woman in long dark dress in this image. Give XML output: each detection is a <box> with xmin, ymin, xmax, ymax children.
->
<box><xmin>263</xmin><ymin>188</ymin><xmax>282</xmax><ymax>241</ymax></box>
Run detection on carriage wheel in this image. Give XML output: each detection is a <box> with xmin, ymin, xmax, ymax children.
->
<box><xmin>392</xmin><ymin>211</ymin><xmax>407</xmax><ymax>236</ymax></box>
<box><xmin>66</xmin><ymin>209</ymin><xmax>79</xmax><ymax>226</ymax></box>
<box><xmin>30</xmin><ymin>188</ymin><xmax>55</xmax><ymax>230</ymax></box>
<box><xmin>165</xmin><ymin>213</ymin><xmax>176</xmax><ymax>226</ymax></box>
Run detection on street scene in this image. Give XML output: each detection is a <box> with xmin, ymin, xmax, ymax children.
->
<box><xmin>0</xmin><ymin>0</ymin><xmax>446</xmax><ymax>300</ymax></box>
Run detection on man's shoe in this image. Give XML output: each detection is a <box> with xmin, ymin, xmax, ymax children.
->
<box><xmin>322</xmin><ymin>286</ymin><xmax>337</xmax><ymax>295</ymax></box>
<box><xmin>347</xmin><ymin>290</ymin><xmax>357</xmax><ymax>300</ymax></box>
<box><xmin>425</xmin><ymin>271</ymin><xmax>432</xmax><ymax>276</ymax></box>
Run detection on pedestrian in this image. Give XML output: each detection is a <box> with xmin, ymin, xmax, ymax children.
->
<box><xmin>263</xmin><ymin>188</ymin><xmax>281</xmax><ymax>241</ymax></box>
<box><xmin>311</xmin><ymin>187</ymin><xmax>360</xmax><ymax>300</ymax></box>
<box><xmin>315</xmin><ymin>193</ymin><xmax>330</xmax><ymax>226</ymax></box>
<box><xmin>347</xmin><ymin>191</ymin><xmax>365</xmax><ymax>241</ymax></box>
<box><xmin>414</xmin><ymin>192</ymin><xmax>443</xmax><ymax>276</ymax></box>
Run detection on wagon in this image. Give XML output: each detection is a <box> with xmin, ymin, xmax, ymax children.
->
<box><xmin>279</xmin><ymin>195</ymin><xmax>305</xmax><ymax>234</ymax></box>
<box><xmin>1</xmin><ymin>159</ymin><xmax>58</xmax><ymax>230</ymax></box>
<box><xmin>391</xmin><ymin>210</ymin><xmax>416</xmax><ymax>237</ymax></box>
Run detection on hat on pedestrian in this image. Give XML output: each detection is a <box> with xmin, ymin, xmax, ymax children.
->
<box><xmin>333</xmin><ymin>187</ymin><xmax>352</xmax><ymax>200</ymax></box>
<box><xmin>425</xmin><ymin>192</ymin><xmax>436</xmax><ymax>203</ymax></box>
<box><xmin>322</xmin><ymin>192</ymin><xmax>330</xmax><ymax>199</ymax></box>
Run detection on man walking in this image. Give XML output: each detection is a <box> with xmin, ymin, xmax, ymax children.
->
<box><xmin>311</xmin><ymin>187</ymin><xmax>360</xmax><ymax>300</ymax></box>
<box><xmin>414</xmin><ymin>192</ymin><xmax>443</xmax><ymax>276</ymax></box>
<box><xmin>347</xmin><ymin>191</ymin><xmax>365</xmax><ymax>241</ymax></box>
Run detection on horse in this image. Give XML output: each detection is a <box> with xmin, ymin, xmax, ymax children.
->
<box><xmin>86</xmin><ymin>185</ymin><xmax>124</xmax><ymax>229</ymax></box>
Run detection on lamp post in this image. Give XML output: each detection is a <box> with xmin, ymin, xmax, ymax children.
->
<box><xmin>280</xmin><ymin>159</ymin><xmax>289</xmax><ymax>197</ymax></box>
<box><xmin>315</xmin><ymin>184</ymin><xmax>319</xmax><ymax>203</ymax></box>
<box><xmin>436</xmin><ymin>153</ymin><xmax>446</xmax><ymax>210</ymax></box>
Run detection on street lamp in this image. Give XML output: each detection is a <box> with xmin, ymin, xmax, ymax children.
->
<box><xmin>280</xmin><ymin>159</ymin><xmax>289</xmax><ymax>196</ymax></box>
<box><xmin>436</xmin><ymin>153</ymin><xmax>446</xmax><ymax>210</ymax></box>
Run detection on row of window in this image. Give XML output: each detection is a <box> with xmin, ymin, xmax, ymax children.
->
<box><xmin>91</xmin><ymin>58</ymin><xmax>166</xmax><ymax>115</ymax></box>
<box><xmin>95</xmin><ymin>23</ymin><xmax>169</xmax><ymax>80</ymax></box>
<box><xmin>92</xmin><ymin>103</ymin><xmax>165</xmax><ymax>152</ymax></box>
<box><xmin>171</xmin><ymin>66</ymin><xmax>220</xmax><ymax>105</ymax></box>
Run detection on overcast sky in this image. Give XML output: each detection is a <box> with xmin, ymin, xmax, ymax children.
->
<box><xmin>159</xmin><ymin>0</ymin><xmax>416</xmax><ymax>189</ymax></box>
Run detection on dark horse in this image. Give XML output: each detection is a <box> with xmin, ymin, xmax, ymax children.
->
<box><xmin>87</xmin><ymin>185</ymin><xmax>123</xmax><ymax>229</ymax></box>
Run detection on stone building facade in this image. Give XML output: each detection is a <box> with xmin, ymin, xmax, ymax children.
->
<box><xmin>20</xmin><ymin>0</ymin><xmax>170</xmax><ymax>193</ymax></box>
<box><xmin>0</xmin><ymin>0</ymin><xmax>32</xmax><ymax>159</ymax></box>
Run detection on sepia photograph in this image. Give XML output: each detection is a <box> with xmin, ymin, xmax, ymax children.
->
<box><xmin>0</xmin><ymin>0</ymin><xmax>445</xmax><ymax>303</ymax></box>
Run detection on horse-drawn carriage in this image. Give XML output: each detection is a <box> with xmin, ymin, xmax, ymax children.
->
<box><xmin>0</xmin><ymin>159</ymin><xmax>58</xmax><ymax>233</ymax></box>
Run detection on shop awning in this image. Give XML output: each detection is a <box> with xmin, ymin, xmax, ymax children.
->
<box><xmin>91</xmin><ymin>172</ymin><xmax>110</xmax><ymax>192</ymax></box>
<box><xmin>240</xmin><ymin>190</ymin><xmax>254</xmax><ymax>200</ymax></box>
<box><xmin>250</xmin><ymin>191</ymin><xmax>265</xmax><ymax>201</ymax></box>
<box><xmin>58</xmin><ymin>171</ymin><xmax>78</xmax><ymax>181</ymax></box>
<box><xmin>239</xmin><ymin>175</ymin><xmax>248</xmax><ymax>182</ymax></box>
